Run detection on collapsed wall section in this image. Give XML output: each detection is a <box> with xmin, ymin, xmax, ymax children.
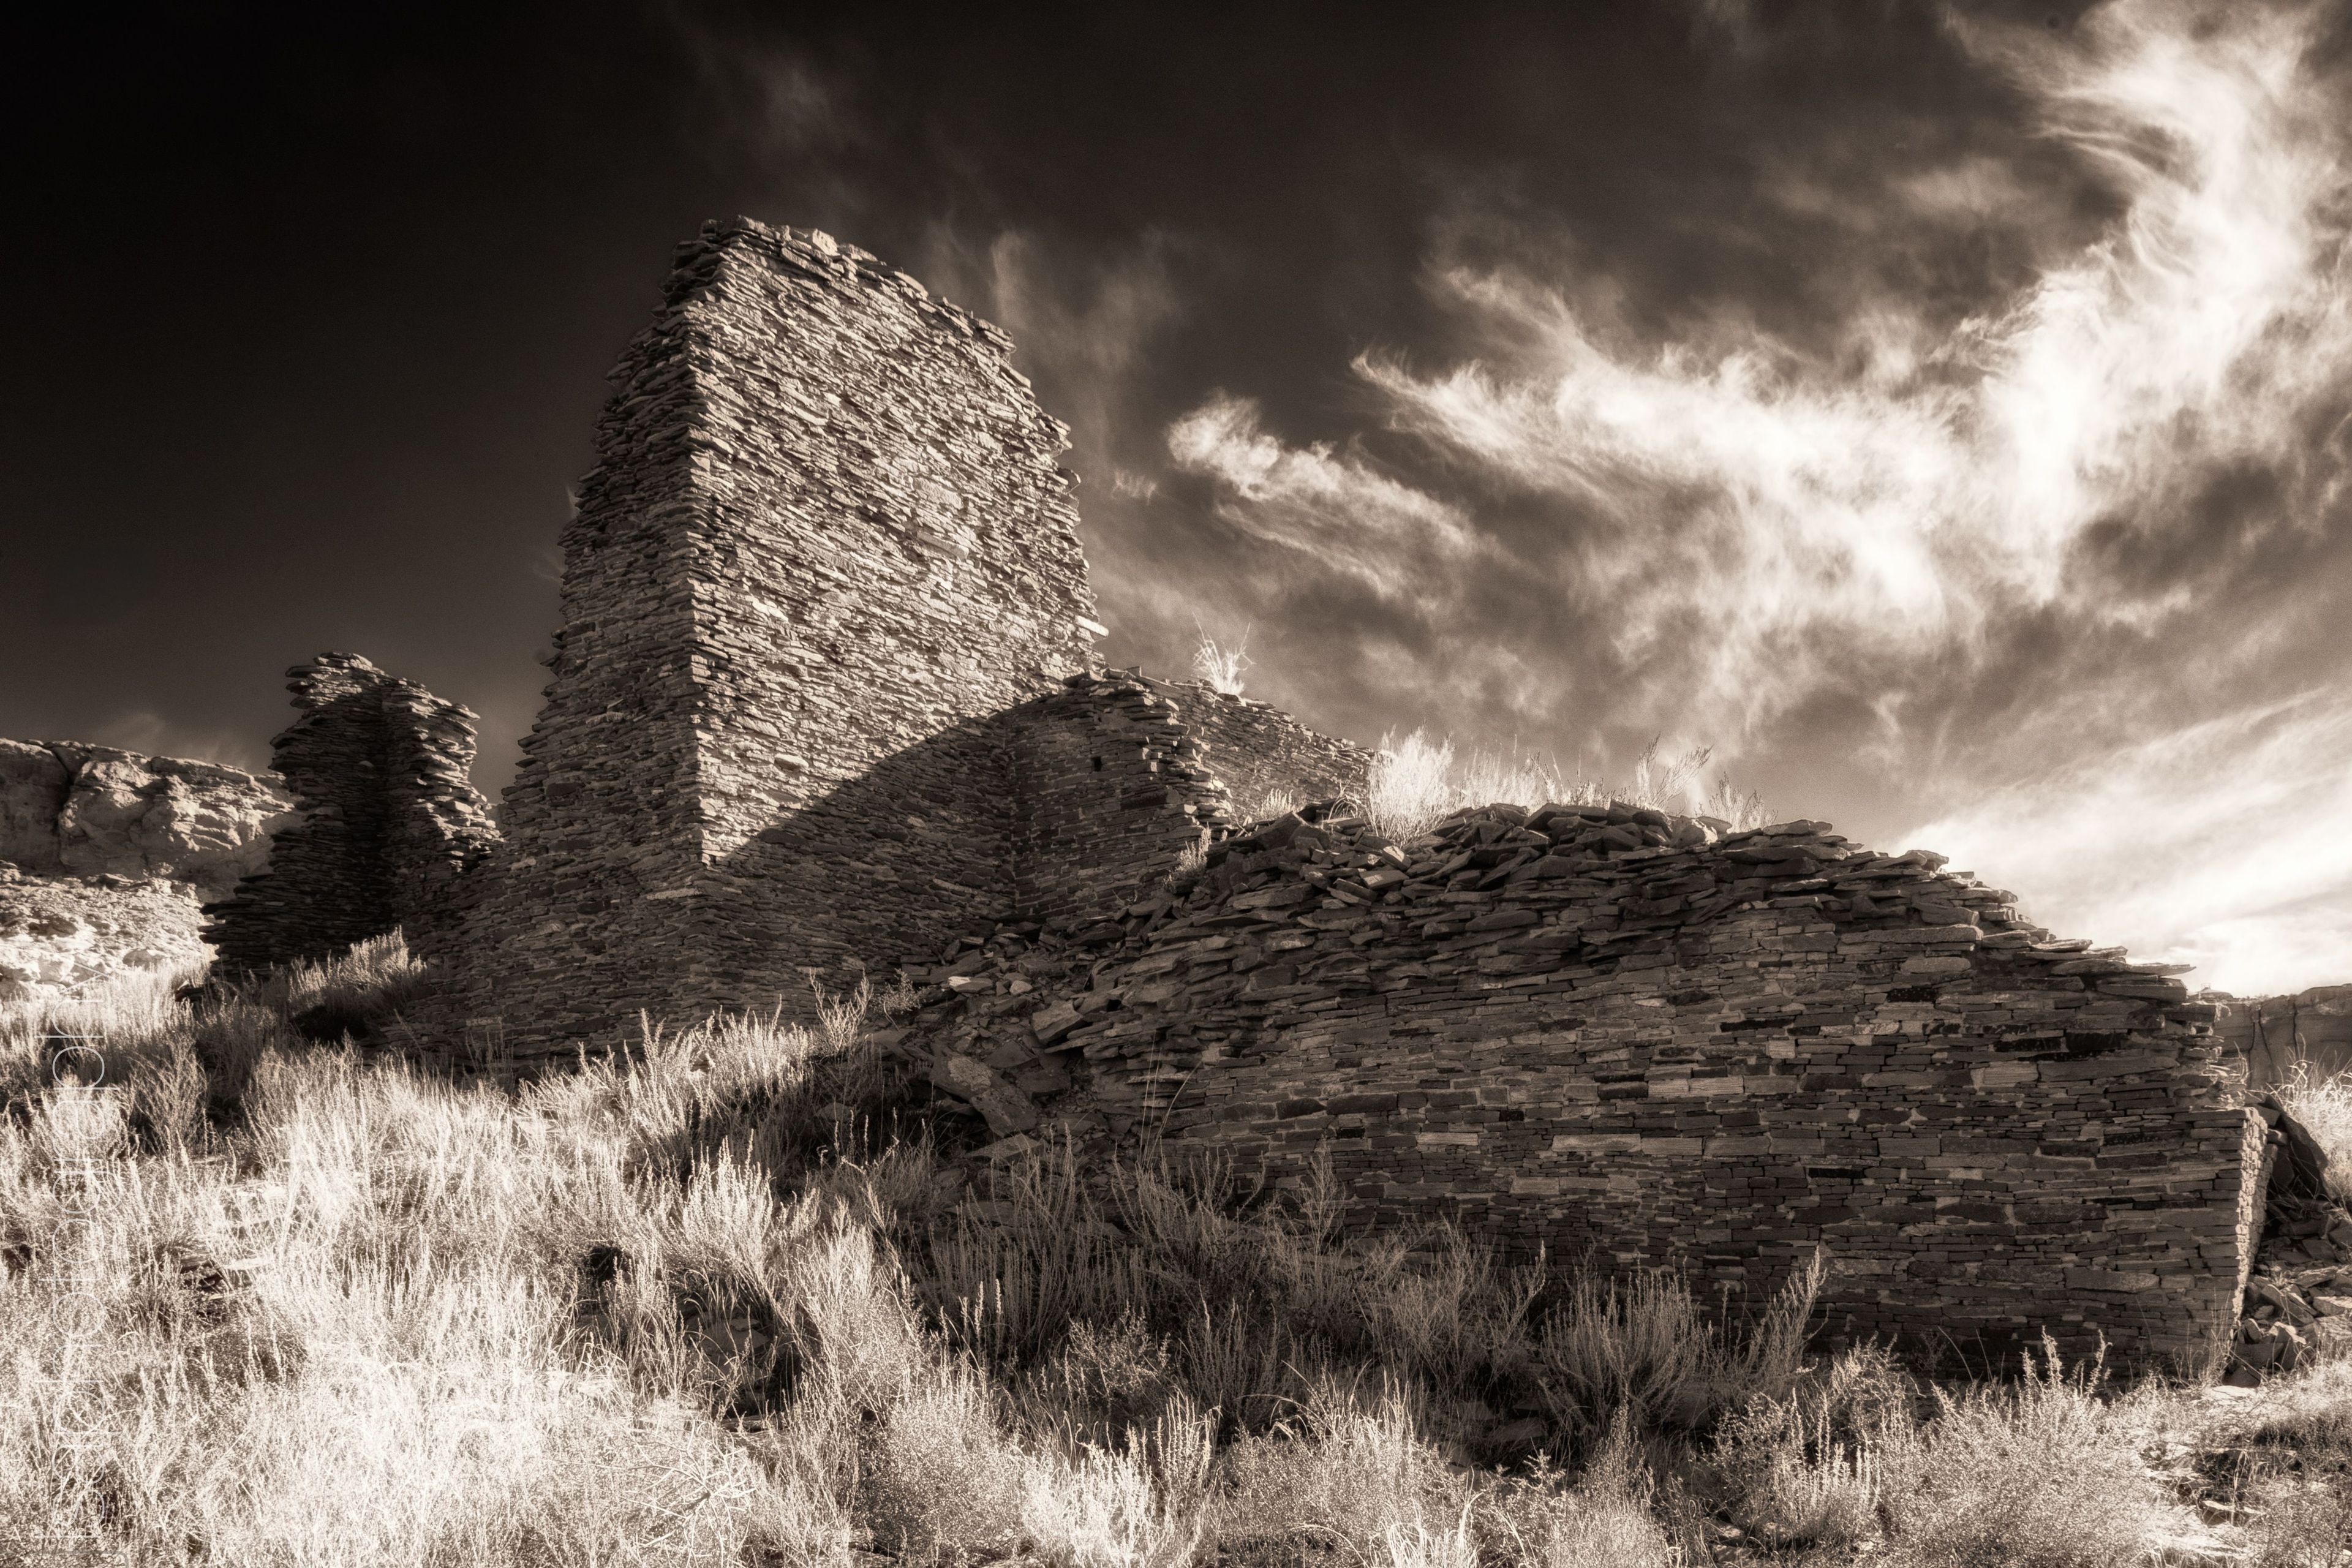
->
<box><xmin>905</xmin><ymin>805</ymin><xmax>2263</xmax><ymax>1371</ymax></box>
<box><xmin>1008</xmin><ymin>672</ymin><xmax>1368</xmax><ymax>930</ymax></box>
<box><xmin>207</xmin><ymin>653</ymin><xmax>498</xmax><ymax>973</ymax></box>
<box><xmin>448</xmin><ymin>219</ymin><xmax>1098</xmax><ymax>1061</ymax></box>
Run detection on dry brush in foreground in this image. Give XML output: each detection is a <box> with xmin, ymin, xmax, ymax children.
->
<box><xmin>0</xmin><ymin>952</ymin><xmax>2346</xmax><ymax>1566</ymax></box>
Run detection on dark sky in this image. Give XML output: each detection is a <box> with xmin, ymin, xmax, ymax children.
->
<box><xmin>6</xmin><ymin>0</ymin><xmax>2350</xmax><ymax>992</ymax></box>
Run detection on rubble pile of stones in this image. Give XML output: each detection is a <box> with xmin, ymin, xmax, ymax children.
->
<box><xmin>2228</xmin><ymin>1098</ymin><xmax>2352</xmax><ymax>1382</ymax></box>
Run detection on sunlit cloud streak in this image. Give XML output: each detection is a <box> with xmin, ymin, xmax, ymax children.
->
<box><xmin>1161</xmin><ymin>0</ymin><xmax>2352</xmax><ymax>992</ymax></box>
<box><xmin>1909</xmin><ymin>691</ymin><xmax>2352</xmax><ymax>997</ymax></box>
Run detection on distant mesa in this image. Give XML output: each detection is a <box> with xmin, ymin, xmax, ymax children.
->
<box><xmin>0</xmin><ymin>737</ymin><xmax>287</xmax><ymax>1002</ymax></box>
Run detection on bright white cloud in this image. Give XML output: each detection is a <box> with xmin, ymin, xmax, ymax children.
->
<box><xmin>1166</xmin><ymin>393</ymin><xmax>1484</xmax><ymax>601</ymax></box>
<box><xmin>1161</xmin><ymin>0</ymin><xmax>2352</xmax><ymax>993</ymax></box>
<box><xmin>1907</xmin><ymin>691</ymin><xmax>2352</xmax><ymax>995</ymax></box>
<box><xmin>1352</xmin><ymin>0</ymin><xmax>2351</xmax><ymax>727</ymax></box>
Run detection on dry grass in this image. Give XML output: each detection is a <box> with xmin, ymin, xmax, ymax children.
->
<box><xmin>1191</xmin><ymin>622</ymin><xmax>1253</xmax><ymax>697</ymax></box>
<box><xmin>2274</xmin><ymin>1061</ymin><xmax>2352</xmax><ymax>1205</ymax></box>
<box><xmin>4</xmin><ymin>970</ymin><xmax>2348</xmax><ymax>1564</ymax></box>
<box><xmin>1365</xmin><ymin>730</ymin><xmax>1771</xmax><ymax>840</ymax></box>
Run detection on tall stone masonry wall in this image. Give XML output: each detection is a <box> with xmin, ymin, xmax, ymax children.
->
<box><xmin>447</xmin><ymin>219</ymin><xmax>1098</xmax><ymax>1061</ymax></box>
<box><xmin>208</xmin><ymin>654</ymin><xmax>499</xmax><ymax>973</ymax></box>
<box><xmin>902</xmin><ymin>804</ymin><xmax>2266</xmax><ymax>1371</ymax></box>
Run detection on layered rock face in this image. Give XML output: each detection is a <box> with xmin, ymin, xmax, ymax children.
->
<box><xmin>0</xmin><ymin>739</ymin><xmax>287</xmax><ymax>903</ymax></box>
<box><xmin>2209</xmin><ymin>985</ymin><xmax>2352</xmax><ymax>1084</ymax></box>
<box><xmin>447</xmin><ymin>219</ymin><xmax>1101</xmax><ymax>1056</ymax></box>
<box><xmin>899</xmin><ymin>802</ymin><xmax>2264</xmax><ymax>1371</ymax></box>
<box><xmin>207</xmin><ymin>654</ymin><xmax>499</xmax><ymax>974</ymax></box>
<box><xmin>0</xmin><ymin>865</ymin><xmax>216</xmax><ymax>1000</ymax></box>
<box><xmin>0</xmin><ymin>740</ymin><xmax>287</xmax><ymax>1002</ymax></box>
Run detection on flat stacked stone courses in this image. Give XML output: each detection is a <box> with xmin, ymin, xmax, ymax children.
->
<box><xmin>907</xmin><ymin>804</ymin><xmax>2260</xmax><ymax>1369</ymax></box>
<box><xmin>1009</xmin><ymin>672</ymin><xmax>1368</xmax><ymax>933</ymax></box>
<box><xmin>450</xmin><ymin>219</ymin><xmax>1097</xmax><ymax>1054</ymax></box>
<box><xmin>208</xmin><ymin>654</ymin><xmax>498</xmax><ymax>974</ymax></box>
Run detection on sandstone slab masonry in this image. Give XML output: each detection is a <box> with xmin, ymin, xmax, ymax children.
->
<box><xmin>445</xmin><ymin>218</ymin><xmax>1097</xmax><ymax>1055</ymax></box>
<box><xmin>895</xmin><ymin>802</ymin><xmax>2266</xmax><ymax>1371</ymax></box>
<box><xmin>67</xmin><ymin>215</ymin><xmax>2283</xmax><ymax>1374</ymax></box>
<box><xmin>208</xmin><ymin>653</ymin><xmax>498</xmax><ymax>974</ymax></box>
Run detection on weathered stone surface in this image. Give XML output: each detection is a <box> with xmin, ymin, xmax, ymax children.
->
<box><xmin>895</xmin><ymin>802</ymin><xmax>2269</xmax><ymax>1370</ymax></box>
<box><xmin>207</xmin><ymin>653</ymin><xmax>499</xmax><ymax>974</ymax></box>
<box><xmin>2207</xmin><ymin>984</ymin><xmax>2352</xmax><ymax>1084</ymax></box>
<box><xmin>0</xmin><ymin>864</ymin><xmax>211</xmax><ymax>1001</ymax></box>
<box><xmin>0</xmin><ymin>738</ymin><xmax>287</xmax><ymax>902</ymax></box>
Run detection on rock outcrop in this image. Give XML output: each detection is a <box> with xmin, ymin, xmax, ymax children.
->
<box><xmin>2209</xmin><ymin>985</ymin><xmax>2352</xmax><ymax>1085</ymax></box>
<box><xmin>0</xmin><ymin>739</ymin><xmax>287</xmax><ymax>903</ymax></box>
<box><xmin>0</xmin><ymin>739</ymin><xmax>288</xmax><ymax>1005</ymax></box>
<box><xmin>0</xmin><ymin>864</ymin><xmax>214</xmax><ymax>1001</ymax></box>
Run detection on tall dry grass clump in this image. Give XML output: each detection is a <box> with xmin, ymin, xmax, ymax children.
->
<box><xmin>0</xmin><ymin>962</ymin><xmax>1836</xmax><ymax>1564</ymax></box>
<box><xmin>2273</xmin><ymin>1061</ymin><xmax>2352</xmax><ymax>1204</ymax></box>
<box><xmin>1189</xmin><ymin>621</ymin><xmax>1252</xmax><ymax>697</ymax></box>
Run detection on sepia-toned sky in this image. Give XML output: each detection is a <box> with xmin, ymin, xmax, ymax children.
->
<box><xmin>6</xmin><ymin>1</ymin><xmax>2349</xmax><ymax>995</ymax></box>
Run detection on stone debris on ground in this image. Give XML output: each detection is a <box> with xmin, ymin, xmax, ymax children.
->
<box><xmin>2222</xmin><ymin>1093</ymin><xmax>2352</xmax><ymax>1384</ymax></box>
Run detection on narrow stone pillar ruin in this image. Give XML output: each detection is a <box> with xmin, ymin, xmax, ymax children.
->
<box><xmin>206</xmin><ymin>652</ymin><xmax>498</xmax><ymax>973</ymax></box>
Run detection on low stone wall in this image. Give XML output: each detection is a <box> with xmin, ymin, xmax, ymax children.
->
<box><xmin>208</xmin><ymin>654</ymin><xmax>498</xmax><ymax>974</ymax></box>
<box><xmin>901</xmin><ymin>804</ymin><xmax>2263</xmax><ymax>1371</ymax></box>
<box><xmin>1008</xmin><ymin>672</ymin><xmax>1369</xmax><ymax>932</ymax></box>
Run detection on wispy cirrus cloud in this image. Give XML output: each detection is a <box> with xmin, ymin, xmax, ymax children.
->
<box><xmin>1910</xmin><ymin>691</ymin><xmax>2352</xmax><ymax>996</ymax></box>
<box><xmin>1163</xmin><ymin>0</ymin><xmax>2352</xmax><ymax>992</ymax></box>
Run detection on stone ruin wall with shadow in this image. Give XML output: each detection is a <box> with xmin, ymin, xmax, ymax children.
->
<box><xmin>206</xmin><ymin>652</ymin><xmax>499</xmax><ymax>975</ymax></box>
<box><xmin>899</xmin><ymin>804</ymin><xmax>2270</xmax><ymax>1373</ymax></box>
<box><xmin>440</xmin><ymin>217</ymin><xmax>1102</xmax><ymax>1058</ymax></box>
<box><xmin>432</xmin><ymin>219</ymin><xmax>1375</xmax><ymax>1066</ymax></box>
<box><xmin>191</xmin><ymin>216</ymin><xmax>2281</xmax><ymax>1371</ymax></box>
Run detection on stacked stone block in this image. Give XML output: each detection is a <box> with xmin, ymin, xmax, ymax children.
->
<box><xmin>207</xmin><ymin>653</ymin><xmax>498</xmax><ymax>973</ymax></box>
<box><xmin>900</xmin><ymin>802</ymin><xmax>2264</xmax><ymax>1371</ymax></box>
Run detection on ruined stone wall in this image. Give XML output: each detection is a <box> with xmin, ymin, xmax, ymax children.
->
<box><xmin>449</xmin><ymin>219</ymin><xmax>1098</xmax><ymax>1060</ymax></box>
<box><xmin>208</xmin><ymin>654</ymin><xmax>497</xmax><ymax>974</ymax></box>
<box><xmin>1169</xmin><ymin>682</ymin><xmax>1366</xmax><ymax>823</ymax></box>
<box><xmin>905</xmin><ymin>805</ymin><xmax>2263</xmax><ymax>1370</ymax></box>
<box><xmin>1007</xmin><ymin>673</ymin><xmax>1370</xmax><ymax>932</ymax></box>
